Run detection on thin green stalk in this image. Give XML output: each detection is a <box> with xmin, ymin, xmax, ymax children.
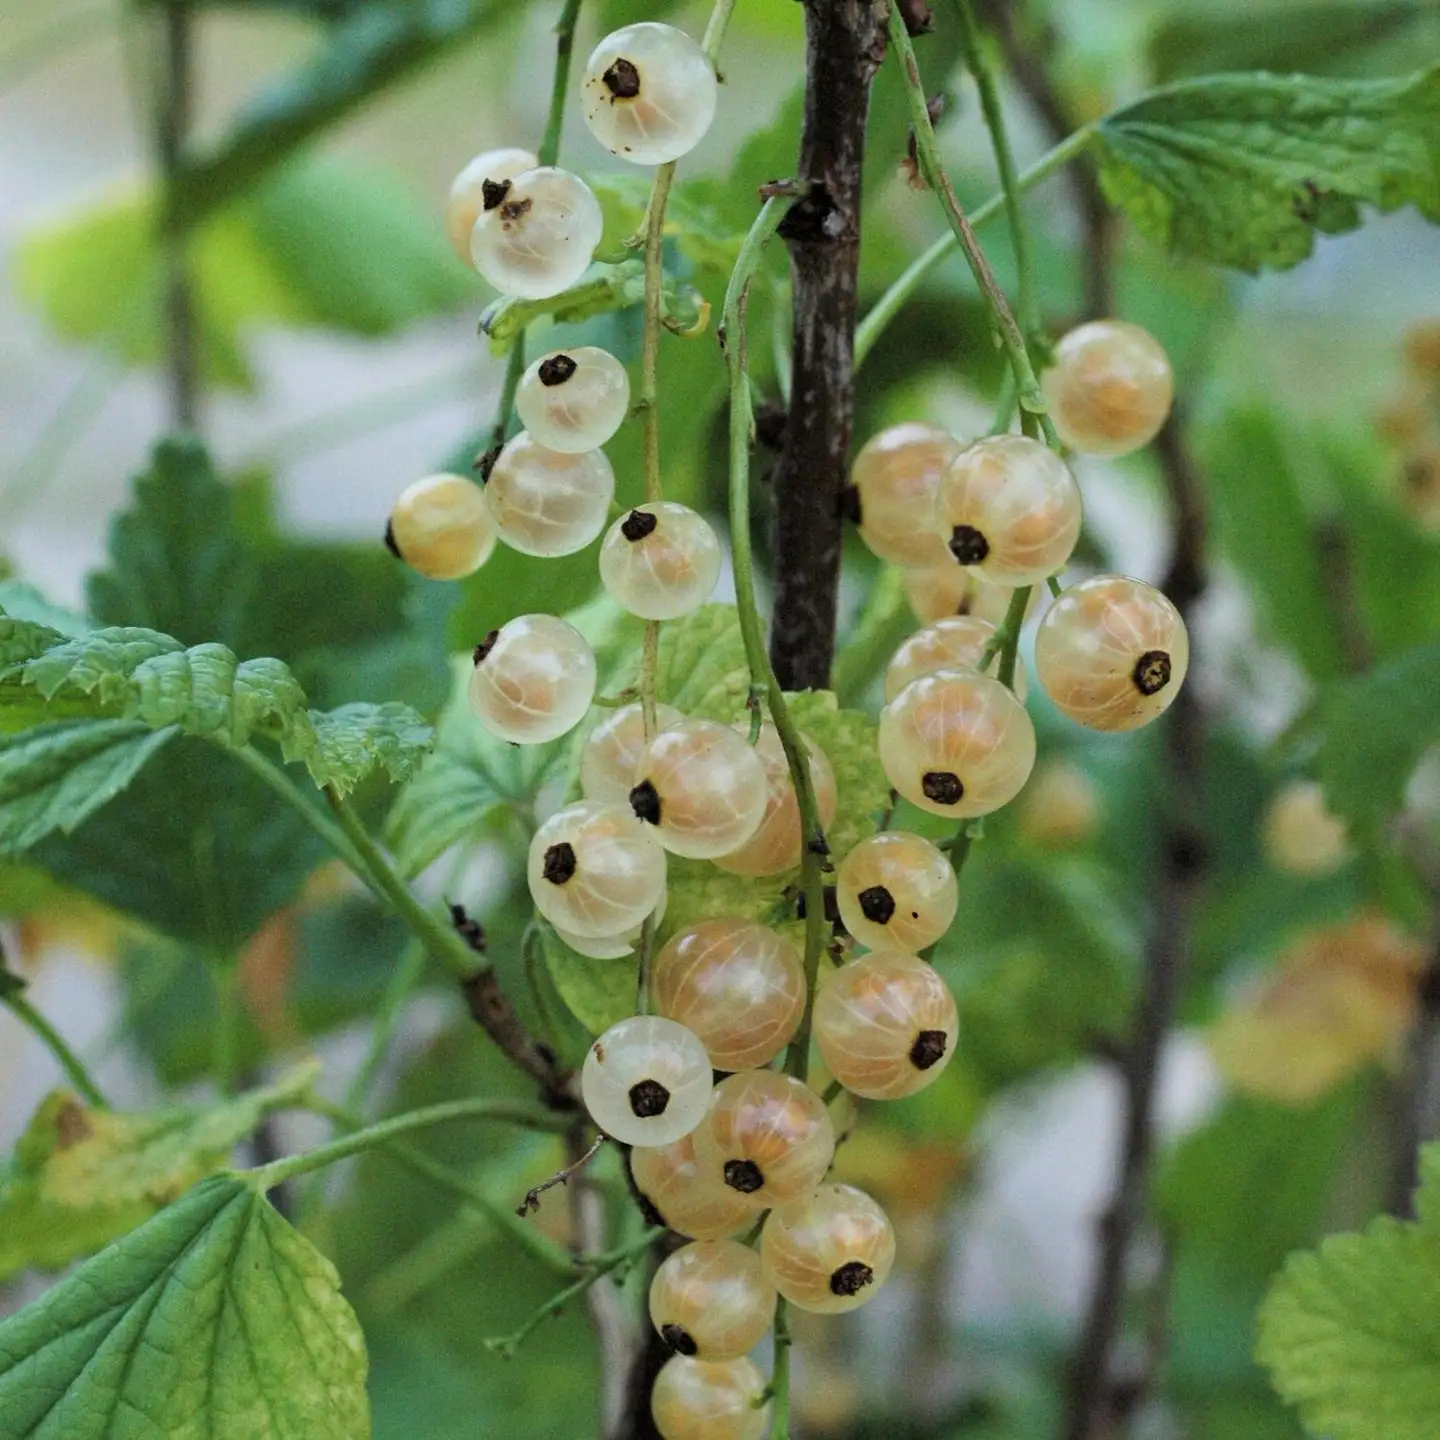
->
<box><xmin>492</xmin><ymin>335</ymin><xmax>527</xmax><ymax>450</ymax></box>
<box><xmin>988</xmin><ymin>584</ymin><xmax>1032</xmax><ymax>690</ymax></box>
<box><xmin>538</xmin><ymin>0</ymin><xmax>583</xmax><ymax>167</ymax></box>
<box><xmin>344</xmin><ymin>938</ymin><xmax>427</xmax><ymax>1116</ymax></box>
<box><xmin>768</xmin><ymin>1299</ymin><xmax>792</xmax><ymax>1437</ymax></box>
<box><xmin>701</xmin><ymin>0</ymin><xmax>738</xmax><ymax>59</ymax></box>
<box><xmin>640</xmin><ymin>162</ymin><xmax>678</xmax><ymax>509</ymax></box>
<box><xmin>1</xmin><ymin>988</ymin><xmax>108</xmax><ymax>1108</ymax></box>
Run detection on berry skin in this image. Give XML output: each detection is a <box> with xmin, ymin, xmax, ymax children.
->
<box><xmin>849</xmin><ymin>422</ymin><xmax>960</xmax><ymax>568</ymax></box>
<box><xmin>813</xmin><ymin>951</ymin><xmax>959</xmax><ymax>1100</ymax></box>
<box><xmin>582</xmin><ymin>23</ymin><xmax>718</xmax><ymax>167</ymax></box>
<box><xmin>935</xmin><ymin>434</ymin><xmax>1082</xmax><ymax>586</ymax></box>
<box><xmin>600</xmin><ymin>502</ymin><xmax>724</xmax><ymax>621</ymax></box>
<box><xmin>445</xmin><ymin>146</ymin><xmax>537</xmax><ymax>264</ymax></box>
<box><xmin>387</xmin><ymin>473</ymin><xmax>495</xmax><ymax>580</ymax></box>
<box><xmin>878</xmin><ymin>668</ymin><xmax>1037</xmax><ymax>818</ymax></box>
<box><xmin>836</xmin><ymin>831</ymin><xmax>957</xmax><ymax>953</ymax></box>
<box><xmin>470</xmin><ymin>166</ymin><xmax>604</xmax><ymax>299</ymax></box>
<box><xmin>582</xmin><ymin>1015</ymin><xmax>713</xmax><ymax>1147</ymax></box>
<box><xmin>631</xmin><ymin>719</ymin><xmax>768</xmax><ymax>860</ymax></box>
<box><xmin>1262</xmin><ymin>779</ymin><xmax>1350</xmax><ymax>877</ymax></box>
<box><xmin>526</xmin><ymin>800</ymin><xmax>667</xmax><ymax>938</ymax></box>
<box><xmin>885</xmin><ymin>615</ymin><xmax>1028</xmax><ymax>703</ymax></box>
<box><xmin>468</xmin><ymin>614</ymin><xmax>596</xmax><ymax>744</ymax></box>
<box><xmin>553</xmin><ymin>889</ymin><xmax>667</xmax><ymax>960</ymax></box>
<box><xmin>1043</xmin><ymin>320</ymin><xmax>1174</xmax><ymax>457</ymax></box>
<box><xmin>760</xmin><ymin>1183</ymin><xmax>896</xmax><ymax>1315</ymax></box>
<box><xmin>652</xmin><ymin>919</ymin><xmax>806</xmax><ymax>1071</ymax></box>
<box><xmin>581</xmin><ymin>702</ymin><xmax>685</xmax><ymax>804</ymax></box>
<box><xmin>691</xmin><ymin>1070</ymin><xmax>835</xmax><ymax>1210</ymax></box>
<box><xmin>630</xmin><ymin>1133</ymin><xmax>757</xmax><ymax>1241</ymax></box>
<box><xmin>712</xmin><ymin>724</ymin><xmax>838</xmax><ymax>878</ymax></box>
<box><xmin>1033</xmin><ymin>574</ymin><xmax>1189</xmax><ymax>732</ymax></box>
<box><xmin>649</xmin><ymin>1240</ymin><xmax>776</xmax><ymax>1362</ymax></box>
<box><xmin>903</xmin><ymin>564</ymin><xmax>1039</xmax><ymax>627</ymax></box>
<box><xmin>484</xmin><ymin>431</ymin><xmax>615</xmax><ymax>557</ymax></box>
<box><xmin>651</xmin><ymin>1356</ymin><xmax>770</xmax><ymax>1440</ymax></box>
<box><xmin>515</xmin><ymin>346</ymin><xmax>631</xmax><ymax>454</ymax></box>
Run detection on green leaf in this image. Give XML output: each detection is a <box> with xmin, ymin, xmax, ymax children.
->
<box><xmin>655</xmin><ymin>604</ymin><xmax>751</xmax><ymax>719</ymax></box>
<box><xmin>0</xmin><ymin>583</ymin><xmax>90</xmax><ymax>639</ymax></box>
<box><xmin>0</xmin><ymin>720</ymin><xmax>176</xmax><ymax>856</ymax></box>
<box><xmin>0</xmin><ymin>1174</ymin><xmax>370</xmax><ymax>1438</ymax></box>
<box><xmin>1257</xmin><ymin>1144</ymin><xmax>1440</xmax><ymax>1440</ymax></box>
<box><xmin>310</xmin><ymin>702</ymin><xmax>434</xmax><ymax>792</ymax></box>
<box><xmin>1094</xmin><ymin>65</ymin><xmax>1440</xmax><ymax>272</ymax></box>
<box><xmin>784</xmin><ymin>691</ymin><xmax>891</xmax><ymax>863</ymax></box>
<box><xmin>0</xmin><ymin>1063</ymin><xmax>317</xmax><ymax>1280</ymax></box>
<box><xmin>539</xmin><ymin>924</ymin><xmax>636</xmax><ymax>1037</ymax></box>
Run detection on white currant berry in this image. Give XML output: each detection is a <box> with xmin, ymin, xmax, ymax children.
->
<box><xmin>581</xmin><ymin>23</ymin><xmax>718</xmax><ymax>167</ymax></box>
<box><xmin>526</xmin><ymin>800</ymin><xmax>666</xmax><ymax>938</ymax></box>
<box><xmin>630</xmin><ymin>719</ymin><xmax>768</xmax><ymax>860</ymax></box>
<box><xmin>652</xmin><ymin>919</ymin><xmax>806</xmax><ymax>1071</ymax></box>
<box><xmin>884</xmin><ymin>615</ymin><xmax>1028</xmax><ymax>703</ymax></box>
<box><xmin>1262</xmin><ymin>779</ymin><xmax>1350</xmax><ymax>876</ymax></box>
<box><xmin>468</xmin><ymin>614</ymin><xmax>596</xmax><ymax>744</ymax></box>
<box><xmin>582</xmin><ymin>1015</ymin><xmax>713</xmax><ymax>1147</ymax></box>
<box><xmin>878</xmin><ymin>668</ymin><xmax>1036</xmax><ymax>818</ymax></box>
<box><xmin>630</xmin><ymin>1133</ymin><xmax>756</xmax><ymax>1242</ymax></box>
<box><xmin>1033</xmin><ymin>574</ymin><xmax>1189</xmax><ymax>732</ymax></box>
<box><xmin>936</xmin><ymin>434</ymin><xmax>1082</xmax><ymax>586</ymax></box>
<box><xmin>813</xmin><ymin>951</ymin><xmax>959</xmax><ymax>1100</ymax></box>
<box><xmin>553</xmin><ymin>889</ymin><xmax>667</xmax><ymax>960</ymax></box>
<box><xmin>836</xmin><ymin>831</ymin><xmax>957</xmax><ymax>953</ymax></box>
<box><xmin>712</xmin><ymin>724</ymin><xmax>838</xmax><ymax>878</ymax></box>
<box><xmin>903</xmin><ymin>564</ymin><xmax>1038</xmax><ymax>627</ymax></box>
<box><xmin>386</xmin><ymin>473</ymin><xmax>496</xmax><ymax>581</ymax></box>
<box><xmin>849</xmin><ymin>422</ymin><xmax>960</xmax><ymax>568</ymax></box>
<box><xmin>445</xmin><ymin>146</ymin><xmax>537</xmax><ymax>264</ymax></box>
<box><xmin>691</xmin><ymin>1070</ymin><xmax>835</xmax><ymax>1211</ymax></box>
<box><xmin>600</xmin><ymin>503</ymin><xmax>724</xmax><ymax>621</ymax></box>
<box><xmin>1016</xmin><ymin>759</ymin><xmax>1101</xmax><ymax>849</ymax></box>
<box><xmin>469</xmin><ymin>165</ymin><xmax>604</xmax><ymax>299</ymax></box>
<box><xmin>651</xmin><ymin>1356</ymin><xmax>770</xmax><ymax>1440</ymax></box>
<box><xmin>515</xmin><ymin>346</ymin><xmax>631</xmax><ymax>454</ymax></box>
<box><xmin>760</xmin><ymin>1183</ymin><xmax>896</xmax><ymax>1315</ymax></box>
<box><xmin>649</xmin><ymin>1240</ymin><xmax>776</xmax><ymax>1362</ymax></box>
<box><xmin>581</xmin><ymin>702</ymin><xmax>685</xmax><ymax>804</ymax></box>
<box><xmin>1043</xmin><ymin>320</ymin><xmax>1174</xmax><ymax>457</ymax></box>
<box><xmin>484</xmin><ymin>431</ymin><xmax>615</xmax><ymax>557</ymax></box>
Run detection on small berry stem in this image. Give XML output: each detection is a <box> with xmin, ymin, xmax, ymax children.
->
<box><xmin>767</xmin><ymin>1298</ymin><xmax>793</xmax><ymax>1438</ymax></box>
<box><xmin>701</xmin><ymin>0</ymin><xmax>738</xmax><ymax>60</ymax></box>
<box><xmin>0</xmin><ymin>977</ymin><xmax>109</xmax><ymax>1110</ymax></box>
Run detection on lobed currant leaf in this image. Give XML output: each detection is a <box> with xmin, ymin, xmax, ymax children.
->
<box><xmin>538</xmin><ymin>922</ymin><xmax>638</xmax><ymax>1037</ymax></box>
<box><xmin>655</xmin><ymin>604</ymin><xmax>751</xmax><ymax>720</ymax></box>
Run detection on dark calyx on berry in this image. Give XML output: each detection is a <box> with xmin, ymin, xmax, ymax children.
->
<box><xmin>723</xmin><ymin>1158</ymin><xmax>764</xmax><ymax>1194</ymax></box>
<box><xmin>628</xmin><ymin>1078</ymin><xmax>671</xmax><ymax>1118</ymax></box>
<box><xmin>630</xmin><ymin>778</ymin><xmax>662</xmax><ymax>825</ymax></box>
<box><xmin>910</xmin><ymin>1029</ymin><xmax>948</xmax><ymax>1071</ymax></box>
<box><xmin>857</xmin><ymin>885</ymin><xmax>896</xmax><ymax>925</ymax></box>
<box><xmin>538</xmin><ymin>353</ymin><xmax>578</xmax><ymax>387</ymax></box>
<box><xmin>473</xmin><ymin>629</ymin><xmax>501</xmax><ymax>665</ymax></box>
<box><xmin>921</xmin><ymin>771</ymin><xmax>964</xmax><ymax>806</ymax></box>
<box><xmin>839</xmin><ymin>484</ymin><xmax>863</xmax><ymax>525</ymax></box>
<box><xmin>499</xmin><ymin>196</ymin><xmax>533</xmax><ymax>223</ymax></box>
<box><xmin>621</xmin><ymin>508</ymin><xmax>659</xmax><ymax>543</ymax></box>
<box><xmin>829</xmin><ymin>1260</ymin><xmax>874</xmax><ymax>1297</ymax></box>
<box><xmin>542</xmin><ymin>842</ymin><xmax>578</xmax><ymax>886</ymax></box>
<box><xmin>660</xmin><ymin>1324</ymin><xmax>698</xmax><ymax>1357</ymax></box>
<box><xmin>481</xmin><ymin>178</ymin><xmax>512</xmax><ymax>211</ymax></box>
<box><xmin>383</xmin><ymin>519</ymin><xmax>401</xmax><ymax>559</ymax></box>
<box><xmin>949</xmin><ymin>525</ymin><xmax>990</xmax><ymax>565</ymax></box>
<box><xmin>603</xmin><ymin>57</ymin><xmax>642</xmax><ymax>98</ymax></box>
<box><xmin>1132</xmin><ymin>649</ymin><xmax>1172</xmax><ymax>696</ymax></box>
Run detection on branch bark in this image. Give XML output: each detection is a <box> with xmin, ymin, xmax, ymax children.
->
<box><xmin>769</xmin><ymin>0</ymin><xmax>888</xmax><ymax>689</ymax></box>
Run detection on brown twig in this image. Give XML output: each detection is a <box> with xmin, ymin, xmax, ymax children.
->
<box><xmin>517</xmin><ymin>1131</ymin><xmax>608</xmax><ymax>1217</ymax></box>
<box><xmin>1390</xmin><ymin>940</ymin><xmax>1440</xmax><ymax>1216</ymax></box>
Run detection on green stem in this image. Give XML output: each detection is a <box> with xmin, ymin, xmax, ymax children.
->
<box><xmin>700</xmin><ymin>0</ymin><xmax>737</xmax><ymax>60</ymax></box>
<box><xmin>1</xmin><ymin>987</ymin><xmax>108</xmax><ymax>1108</ymax></box>
<box><xmin>537</xmin><ymin>0</ymin><xmax>583</xmax><ymax>167</ymax></box>
<box><xmin>990</xmin><ymin>584</ymin><xmax>1032</xmax><ymax>690</ymax></box>
<box><xmin>343</xmin><ymin>938</ymin><xmax>427</xmax><ymax>1116</ymax></box>
<box><xmin>768</xmin><ymin>1299</ymin><xmax>792</xmax><ymax>1437</ymax></box>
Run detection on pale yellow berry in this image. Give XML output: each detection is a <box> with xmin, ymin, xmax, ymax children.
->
<box><xmin>445</xmin><ymin>147</ymin><xmax>537</xmax><ymax>264</ymax></box>
<box><xmin>1262</xmin><ymin>780</ymin><xmax>1351</xmax><ymax>877</ymax></box>
<box><xmin>1016</xmin><ymin>759</ymin><xmax>1101</xmax><ymax>849</ymax></box>
<box><xmin>850</xmin><ymin>422</ymin><xmax>960</xmax><ymax>568</ymax></box>
<box><xmin>836</xmin><ymin>831</ymin><xmax>957</xmax><ymax>953</ymax></box>
<box><xmin>582</xmin><ymin>1015</ymin><xmax>713</xmax><ymax>1147</ymax></box>
<box><xmin>581</xmin><ymin>702</ymin><xmax>685</xmax><ymax>804</ymax></box>
<box><xmin>1043</xmin><ymin>320</ymin><xmax>1174</xmax><ymax>457</ymax></box>
<box><xmin>468</xmin><ymin>614</ymin><xmax>596</xmax><ymax>744</ymax></box>
<box><xmin>649</xmin><ymin>1240</ymin><xmax>776</xmax><ymax>1362</ymax></box>
<box><xmin>484</xmin><ymin>432</ymin><xmax>615</xmax><ymax>558</ymax></box>
<box><xmin>760</xmin><ymin>1183</ymin><xmax>896</xmax><ymax>1315</ymax></box>
<box><xmin>387</xmin><ymin>473</ymin><xmax>495</xmax><ymax>580</ymax></box>
<box><xmin>651</xmin><ymin>1356</ymin><xmax>770</xmax><ymax>1440</ymax></box>
<box><xmin>630</xmin><ymin>1133</ymin><xmax>756</xmax><ymax>1242</ymax></box>
<box><xmin>470</xmin><ymin>166</ymin><xmax>604</xmax><ymax>299</ymax></box>
<box><xmin>516</xmin><ymin>346</ymin><xmax>631</xmax><ymax>454</ymax></box>
<box><xmin>885</xmin><ymin>614</ymin><xmax>1027</xmax><ymax>702</ymax></box>
<box><xmin>600</xmin><ymin>503</ymin><xmax>724</xmax><ymax>621</ymax></box>
<box><xmin>903</xmin><ymin>565</ymin><xmax>1038</xmax><ymax>626</ymax></box>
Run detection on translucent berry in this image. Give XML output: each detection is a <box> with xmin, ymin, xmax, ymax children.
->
<box><xmin>445</xmin><ymin>147</ymin><xmax>537</xmax><ymax>264</ymax></box>
<box><xmin>600</xmin><ymin>502</ymin><xmax>724</xmax><ymax>621</ymax></box>
<box><xmin>470</xmin><ymin>166</ymin><xmax>603</xmax><ymax>299</ymax></box>
<box><xmin>849</xmin><ymin>422</ymin><xmax>960</xmax><ymax>569</ymax></box>
<box><xmin>581</xmin><ymin>702</ymin><xmax>685</xmax><ymax>804</ymax></box>
<box><xmin>484</xmin><ymin>431</ymin><xmax>615</xmax><ymax>557</ymax></box>
<box><xmin>760</xmin><ymin>1183</ymin><xmax>896</xmax><ymax>1315</ymax></box>
<box><xmin>691</xmin><ymin>1070</ymin><xmax>835</xmax><ymax>1210</ymax></box>
<box><xmin>1043</xmin><ymin>320</ymin><xmax>1175</xmax><ymax>457</ymax></box>
<box><xmin>813</xmin><ymin>951</ymin><xmax>958</xmax><ymax>1100</ymax></box>
<box><xmin>1033</xmin><ymin>574</ymin><xmax>1189</xmax><ymax>732</ymax></box>
<box><xmin>649</xmin><ymin>1240</ymin><xmax>776</xmax><ymax>1362</ymax></box>
<box><xmin>936</xmin><ymin>435</ymin><xmax>1083</xmax><ymax>586</ymax></box>
<box><xmin>553</xmin><ymin>890</ymin><xmax>667</xmax><ymax>960</ymax></box>
<box><xmin>1262</xmin><ymin>779</ymin><xmax>1350</xmax><ymax>877</ymax></box>
<box><xmin>903</xmin><ymin>564</ymin><xmax>1038</xmax><ymax>626</ymax></box>
<box><xmin>582</xmin><ymin>23</ymin><xmax>718</xmax><ymax>167</ymax></box>
<box><xmin>1016</xmin><ymin>759</ymin><xmax>1101</xmax><ymax>849</ymax></box>
<box><xmin>386</xmin><ymin>473</ymin><xmax>495</xmax><ymax>581</ymax></box>
<box><xmin>884</xmin><ymin>614</ymin><xmax>1027</xmax><ymax>703</ymax></box>
<box><xmin>630</xmin><ymin>1133</ymin><xmax>756</xmax><ymax>1241</ymax></box>
<box><xmin>712</xmin><ymin>724</ymin><xmax>837</xmax><ymax>878</ymax></box>
<box><xmin>651</xmin><ymin>1356</ymin><xmax>770</xmax><ymax>1440</ymax></box>
<box><xmin>526</xmin><ymin>800</ymin><xmax>666</xmax><ymax>938</ymax></box>
<box><xmin>878</xmin><ymin>668</ymin><xmax>1036</xmax><ymax>818</ymax></box>
<box><xmin>836</xmin><ymin>831</ymin><xmax>957</xmax><ymax>953</ymax></box>
<box><xmin>582</xmin><ymin>1015</ymin><xmax>713</xmax><ymax>1147</ymax></box>
<box><xmin>468</xmin><ymin>614</ymin><xmax>596</xmax><ymax>744</ymax></box>
<box><xmin>631</xmin><ymin>719</ymin><xmax>767</xmax><ymax>860</ymax></box>
<box><xmin>515</xmin><ymin>346</ymin><xmax>631</xmax><ymax>454</ymax></box>
<box><xmin>652</xmin><ymin>919</ymin><xmax>806</xmax><ymax>1071</ymax></box>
